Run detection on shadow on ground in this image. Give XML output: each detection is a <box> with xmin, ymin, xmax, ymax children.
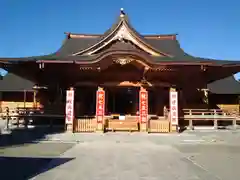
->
<box><xmin>0</xmin><ymin>156</ymin><xmax>74</xmax><ymax>180</ymax></box>
<box><xmin>0</xmin><ymin>126</ymin><xmax>65</xmax><ymax>148</ymax></box>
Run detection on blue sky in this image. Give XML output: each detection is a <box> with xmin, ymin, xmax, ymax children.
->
<box><xmin>1</xmin><ymin>0</ymin><xmax>240</xmax><ymax>78</ymax></box>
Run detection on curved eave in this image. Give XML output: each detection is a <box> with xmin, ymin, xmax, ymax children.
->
<box><xmin>35</xmin><ymin>51</ymin><xmax>240</xmax><ymax>67</ymax></box>
<box><xmin>1</xmin><ymin>48</ymin><xmax>240</xmax><ymax>68</ymax></box>
<box><xmin>0</xmin><ymin>53</ymin><xmax>60</xmax><ymax>64</ymax></box>
<box><xmin>1</xmin><ymin>53</ymin><xmax>240</xmax><ymax>68</ymax></box>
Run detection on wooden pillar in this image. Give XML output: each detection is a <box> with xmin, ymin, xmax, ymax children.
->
<box><xmin>155</xmin><ymin>88</ymin><xmax>164</xmax><ymax>116</ymax></box>
<box><xmin>65</xmin><ymin>87</ymin><xmax>75</xmax><ymax>132</ymax></box>
<box><xmin>96</xmin><ymin>87</ymin><xmax>105</xmax><ymax>132</ymax></box>
<box><xmin>105</xmin><ymin>88</ymin><xmax>108</xmax><ymax>115</ymax></box>
<box><xmin>113</xmin><ymin>89</ymin><xmax>116</xmax><ymax>113</ymax></box>
<box><xmin>33</xmin><ymin>90</ymin><xmax>37</xmax><ymax>108</ymax></box>
<box><xmin>23</xmin><ymin>90</ymin><xmax>26</xmax><ymax>108</ymax></box>
<box><xmin>169</xmin><ymin>87</ymin><xmax>179</xmax><ymax>132</ymax></box>
<box><xmin>178</xmin><ymin>89</ymin><xmax>184</xmax><ymax>128</ymax></box>
<box><xmin>75</xmin><ymin>102</ymin><xmax>80</xmax><ymax>117</ymax></box>
<box><xmin>238</xmin><ymin>95</ymin><xmax>240</xmax><ymax>116</ymax></box>
<box><xmin>139</xmin><ymin>87</ymin><xmax>148</xmax><ymax>132</ymax></box>
<box><xmin>134</xmin><ymin>88</ymin><xmax>139</xmax><ymax>116</ymax></box>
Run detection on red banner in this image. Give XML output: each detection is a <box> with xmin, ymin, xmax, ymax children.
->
<box><xmin>170</xmin><ymin>91</ymin><xmax>178</xmax><ymax>125</ymax></box>
<box><xmin>139</xmin><ymin>89</ymin><xmax>148</xmax><ymax>123</ymax></box>
<box><xmin>96</xmin><ymin>89</ymin><xmax>105</xmax><ymax>123</ymax></box>
<box><xmin>65</xmin><ymin>90</ymin><xmax>74</xmax><ymax>124</ymax></box>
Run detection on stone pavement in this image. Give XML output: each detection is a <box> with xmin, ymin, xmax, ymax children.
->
<box><xmin>31</xmin><ymin>132</ymin><xmax>240</xmax><ymax>180</ymax></box>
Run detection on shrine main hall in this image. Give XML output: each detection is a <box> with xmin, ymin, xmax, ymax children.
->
<box><xmin>1</xmin><ymin>9</ymin><xmax>240</xmax><ymax>133</ymax></box>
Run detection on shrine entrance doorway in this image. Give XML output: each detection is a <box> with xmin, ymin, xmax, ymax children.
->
<box><xmin>105</xmin><ymin>86</ymin><xmax>139</xmax><ymax>132</ymax></box>
<box><xmin>106</xmin><ymin>87</ymin><xmax>138</xmax><ymax>116</ymax></box>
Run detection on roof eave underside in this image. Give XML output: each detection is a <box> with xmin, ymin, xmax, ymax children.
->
<box><xmin>1</xmin><ymin>54</ymin><xmax>240</xmax><ymax>67</ymax></box>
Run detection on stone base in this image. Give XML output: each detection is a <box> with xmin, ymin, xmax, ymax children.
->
<box><xmin>66</xmin><ymin>124</ymin><xmax>73</xmax><ymax>132</ymax></box>
<box><xmin>140</xmin><ymin>123</ymin><xmax>148</xmax><ymax>132</ymax></box>
<box><xmin>96</xmin><ymin>123</ymin><xmax>104</xmax><ymax>132</ymax></box>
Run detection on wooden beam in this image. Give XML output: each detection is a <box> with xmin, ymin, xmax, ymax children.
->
<box><xmin>74</xmin><ymin>81</ymin><xmax>172</xmax><ymax>87</ymax></box>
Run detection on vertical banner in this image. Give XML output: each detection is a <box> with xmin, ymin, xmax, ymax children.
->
<box><xmin>170</xmin><ymin>91</ymin><xmax>178</xmax><ymax>125</ymax></box>
<box><xmin>65</xmin><ymin>89</ymin><xmax>75</xmax><ymax>124</ymax></box>
<box><xmin>96</xmin><ymin>88</ymin><xmax>105</xmax><ymax>123</ymax></box>
<box><xmin>139</xmin><ymin>88</ymin><xmax>148</xmax><ymax>123</ymax></box>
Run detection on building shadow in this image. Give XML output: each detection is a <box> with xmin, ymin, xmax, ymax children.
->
<box><xmin>0</xmin><ymin>125</ymin><xmax>65</xmax><ymax>148</ymax></box>
<box><xmin>0</xmin><ymin>156</ymin><xmax>74</xmax><ymax>180</ymax></box>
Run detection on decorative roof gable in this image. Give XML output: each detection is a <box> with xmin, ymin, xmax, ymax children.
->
<box><xmin>72</xmin><ymin>9</ymin><xmax>170</xmax><ymax>57</ymax></box>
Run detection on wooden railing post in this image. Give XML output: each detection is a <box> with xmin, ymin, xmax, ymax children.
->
<box><xmin>233</xmin><ymin>117</ymin><xmax>237</xmax><ymax>129</ymax></box>
<box><xmin>232</xmin><ymin>111</ymin><xmax>237</xmax><ymax>129</ymax></box>
<box><xmin>5</xmin><ymin>107</ymin><xmax>9</xmax><ymax>130</ymax></box>
<box><xmin>213</xmin><ymin>109</ymin><xmax>218</xmax><ymax>129</ymax></box>
<box><xmin>189</xmin><ymin>109</ymin><xmax>193</xmax><ymax>130</ymax></box>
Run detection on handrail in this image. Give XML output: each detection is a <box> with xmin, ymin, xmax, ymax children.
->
<box><xmin>182</xmin><ymin>109</ymin><xmax>223</xmax><ymax>111</ymax></box>
<box><xmin>166</xmin><ymin>108</ymin><xmax>237</xmax><ymax>118</ymax></box>
<box><xmin>166</xmin><ymin>108</ymin><xmax>224</xmax><ymax>111</ymax></box>
<box><xmin>183</xmin><ymin>110</ymin><xmax>227</xmax><ymax>116</ymax></box>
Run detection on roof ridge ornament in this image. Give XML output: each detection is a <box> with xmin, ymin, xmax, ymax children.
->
<box><xmin>120</xmin><ymin>8</ymin><xmax>125</xmax><ymax>18</ymax></box>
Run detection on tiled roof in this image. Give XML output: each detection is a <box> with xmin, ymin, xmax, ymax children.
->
<box><xmin>0</xmin><ymin>73</ymin><xmax>34</xmax><ymax>92</ymax></box>
<box><xmin>208</xmin><ymin>76</ymin><xmax>240</xmax><ymax>94</ymax></box>
<box><xmin>0</xmin><ymin>9</ymin><xmax>240</xmax><ymax>67</ymax></box>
